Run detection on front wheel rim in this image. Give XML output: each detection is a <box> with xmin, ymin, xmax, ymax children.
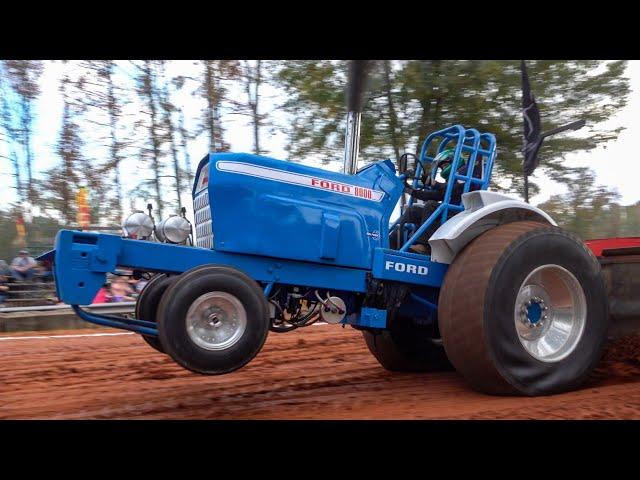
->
<box><xmin>186</xmin><ymin>292</ymin><xmax>247</xmax><ymax>351</ymax></box>
<box><xmin>513</xmin><ymin>264</ymin><xmax>587</xmax><ymax>363</ymax></box>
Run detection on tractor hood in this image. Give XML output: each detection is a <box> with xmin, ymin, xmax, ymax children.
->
<box><xmin>192</xmin><ymin>152</ymin><xmax>403</xmax><ymax>269</ymax></box>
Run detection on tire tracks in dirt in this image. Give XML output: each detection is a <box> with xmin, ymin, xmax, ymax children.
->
<box><xmin>1</xmin><ymin>327</ymin><xmax>640</xmax><ymax>419</ymax></box>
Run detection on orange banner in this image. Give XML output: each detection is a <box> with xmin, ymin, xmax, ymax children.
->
<box><xmin>14</xmin><ymin>216</ymin><xmax>26</xmax><ymax>247</ymax></box>
<box><xmin>76</xmin><ymin>187</ymin><xmax>91</xmax><ymax>229</ymax></box>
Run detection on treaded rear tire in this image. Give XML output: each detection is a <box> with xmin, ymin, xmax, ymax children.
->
<box><xmin>438</xmin><ymin>221</ymin><xmax>609</xmax><ymax>396</ymax></box>
<box><xmin>363</xmin><ymin>329</ymin><xmax>452</xmax><ymax>372</ymax></box>
<box><xmin>362</xmin><ymin>312</ymin><xmax>452</xmax><ymax>372</ymax></box>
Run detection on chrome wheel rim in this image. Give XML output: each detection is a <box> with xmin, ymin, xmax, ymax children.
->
<box><xmin>186</xmin><ymin>292</ymin><xmax>247</xmax><ymax>351</ymax></box>
<box><xmin>514</xmin><ymin>264</ymin><xmax>587</xmax><ymax>363</ymax></box>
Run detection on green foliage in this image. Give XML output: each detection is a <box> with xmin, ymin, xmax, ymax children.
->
<box><xmin>0</xmin><ymin>209</ymin><xmax>63</xmax><ymax>262</ymax></box>
<box><xmin>199</xmin><ymin>60</ymin><xmax>240</xmax><ymax>152</ymax></box>
<box><xmin>276</xmin><ymin>61</ymin><xmax>348</xmax><ymax>163</ymax></box>
<box><xmin>276</xmin><ymin>60</ymin><xmax>630</xmax><ymax>196</ymax></box>
<box><xmin>1</xmin><ymin>60</ymin><xmax>44</xmax><ymax>202</ymax></box>
<box><xmin>40</xmin><ymin>66</ymin><xmax>88</xmax><ymax>224</ymax></box>
<box><xmin>0</xmin><ymin>59</ymin><xmax>635</xmax><ymax>254</ymax></box>
<box><xmin>536</xmin><ymin>168</ymin><xmax>640</xmax><ymax>239</ymax></box>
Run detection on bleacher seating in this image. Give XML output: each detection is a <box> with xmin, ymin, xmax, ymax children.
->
<box><xmin>2</xmin><ymin>281</ymin><xmax>57</xmax><ymax>308</ymax></box>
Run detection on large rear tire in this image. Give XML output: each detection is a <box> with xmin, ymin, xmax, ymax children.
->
<box><xmin>157</xmin><ymin>265</ymin><xmax>270</xmax><ymax>375</ymax></box>
<box><xmin>362</xmin><ymin>313</ymin><xmax>452</xmax><ymax>372</ymax></box>
<box><xmin>438</xmin><ymin>221</ymin><xmax>609</xmax><ymax>396</ymax></box>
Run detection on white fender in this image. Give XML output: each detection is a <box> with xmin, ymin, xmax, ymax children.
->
<box><xmin>428</xmin><ymin>190</ymin><xmax>556</xmax><ymax>264</ymax></box>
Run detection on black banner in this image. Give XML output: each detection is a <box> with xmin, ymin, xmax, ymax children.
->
<box><xmin>522</xmin><ymin>60</ymin><xmax>543</xmax><ymax>176</ymax></box>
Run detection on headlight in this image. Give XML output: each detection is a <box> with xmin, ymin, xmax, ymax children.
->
<box><xmin>155</xmin><ymin>219</ymin><xmax>166</xmax><ymax>242</ymax></box>
<box><xmin>156</xmin><ymin>215</ymin><xmax>191</xmax><ymax>244</ymax></box>
<box><xmin>122</xmin><ymin>212</ymin><xmax>154</xmax><ymax>238</ymax></box>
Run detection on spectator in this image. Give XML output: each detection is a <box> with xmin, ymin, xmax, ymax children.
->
<box><xmin>11</xmin><ymin>250</ymin><xmax>38</xmax><ymax>281</ymax></box>
<box><xmin>0</xmin><ymin>260</ymin><xmax>10</xmax><ymax>277</ymax></box>
<box><xmin>108</xmin><ymin>279</ymin><xmax>135</xmax><ymax>302</ymax></box>
<box><xmin>0</xmin><ymin>274</ymin><xmax>8</xmax><ymax>306</ymax></box>
<box><xmin>128</xmin><ymin>276</ymin><xmax>148</xmax><ymax>297</ymax></box>
<box><xmin>92</xmin><ymin>284</ymin><xmax>110</xmax><ymax>304</ymax></box>
<box><xmin>34</xmin><ymin>261</ymin><xmax>54</xmax><ymax>282</ymax></box>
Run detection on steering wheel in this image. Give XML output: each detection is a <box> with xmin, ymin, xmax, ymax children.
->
<box><xmin>398</xmin><ymin>153</ymin><xmax>429</xmax><ymax>189</ymax></box>
<box><xmin>399</xmin><ymin>150</ymin><xmax>454</xmax><ymax>194</ymax></box>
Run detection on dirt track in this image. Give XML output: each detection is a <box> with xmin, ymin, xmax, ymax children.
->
<box><xmin>2</xmin><ymin>325</ymin><xmax>640</xmax><ymax>419</ymax></box>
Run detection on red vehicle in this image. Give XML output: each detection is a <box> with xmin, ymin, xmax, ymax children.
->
<box><xmin>585</xmin><ymin>237</ymin><xmax>640</xmax><ymax>338</ymax></box>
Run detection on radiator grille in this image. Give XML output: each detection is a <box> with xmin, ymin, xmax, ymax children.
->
<box><xmin>194</xmin><ymin>191</ymin><xmax>213</xmax><ymax>249</ymax></box>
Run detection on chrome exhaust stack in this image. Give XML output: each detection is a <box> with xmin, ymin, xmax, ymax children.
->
<box><xmin>343</xmin><ymin>61</ymin><xmax>372</xmax><ymax>175</ymax></box>
<box><xmin>343</xmin><ymin>111</ymin><xmax>362</xmax><ymax>175</ymax></box>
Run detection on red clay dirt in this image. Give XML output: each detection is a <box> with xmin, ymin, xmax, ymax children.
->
<box><xmin>2</xmin><ymin>325</ymin><xmax>640</xmax><ymax>419</ymax></box>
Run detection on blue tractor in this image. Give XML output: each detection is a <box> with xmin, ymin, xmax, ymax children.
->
<box><xmin>40</xmin><ymin>65</ymin><xmax>610</xmax><ymax>396</ymax></box>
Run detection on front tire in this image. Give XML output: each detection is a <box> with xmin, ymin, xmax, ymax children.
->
<box><xmin>135</xmin><ymin>273</ymin><xmax>178</xmax><ymax>354</ymax></box>
<box><xmin>438</xmin><ymin>221</ymin><xmax>609</xmax><ymax>396</ymax></box>
<box><xmin>157</xmin><ymin>265</ymin><xmax>270</xmax><ymax>375</ymax></box>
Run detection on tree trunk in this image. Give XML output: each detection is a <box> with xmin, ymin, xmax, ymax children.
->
<box><xmin>10</xmin><ymin>150</ymin><xmax>22</xmax><ymax>202</ymax></box>
<box><xmin>416</xmin><ymin>61</ymin><xmax>433</xmax><ymax>154</ymax></box>
<box><xmin>213</xmin><ymin>76</ymin><xmax>223</xmax><ymax>150</ymax></box>
<box><xmin>0</xmin><ymin>81</ymin><xmax>23</xmax><ymax>202</ymax></box>
<box><xmin>105</xmin><ymin>62</ymin><xmax>123</xmax><ymax>222</ymax></box>
<box><xmin>142</xmin><ymin>61</ymin><xmax>164</xmax><ymax>218</ymax></box>
<box><xmin>383</xmin><ymin>60</ymin><xmax>401</xmax><ymax>162</ymax></box>
<box><xmin>158</xmin><ymin>61</ymin><xmax>183</xmax><ymax>210</ymax></box>
<box><xmin>22</xmin><ymin>102</ymin><xmax>34</xmax><ymax>201</ymax></box>
<box><xmin>60</xmin><ymin>101</ymin><xmax>73</xmax><ymax>225</ymax></box>
<box><xmin>167</xmin><ymin>107</ymin><xmax>183</xmax><ymax>209</ymax></box>
<box><xmin>417</xmin><ymin>100</ymin><xmax>432</xmax><ymax>154</ymax></box>
<box><xmin>204</xmin><ymin>61</ymin><xmax>219</xmax><ymax>152</ymax></box>
<box><xmin>253</xmin><ymin>60</ymin><xmax>262</xmax><ymax>155</ymax></box>
<box><xmin>178</xmin><ymin>111</ymin><xmax>193</xmax><ymax>187</ymax></box>
<box><xmin>2</xmin><ymin>60</ymin><xmax>42</xmax><ymax>203</ymax></box>
<box><xmin>244</xmin><ymin>60</ymin><xmax>262</xmax><ymax>155</ymax></box>
<box><xmin>170</xmin><ymin>128</ymin><xmax>183</xmax><ymax>210</ymax></box>
<box><xmin>431</xmin><ymin>60</ymin><xmax>442</xmax><ymax>131</ymax></box>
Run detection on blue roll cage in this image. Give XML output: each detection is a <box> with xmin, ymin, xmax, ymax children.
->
<box><xmin>390</xmin><ymin>125</ymin><xmax>496</xmax><ymax>251</ymax></box>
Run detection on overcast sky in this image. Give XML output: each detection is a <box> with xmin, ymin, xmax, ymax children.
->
<box><xmin>2</xmin><ymin>60</ymin><xmax>639</xmax><ymax>224</ymax></box>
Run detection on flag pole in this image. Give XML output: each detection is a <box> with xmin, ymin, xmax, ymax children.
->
<box><xmin>521</xmin><ymin>60</ymin><xmax>541</xmax><ymax>205</ymax></box>
<box><xmin>540</xmin><ymin>119</ymin><xmax>586</xmax><ymax>139</ymax></box>
<box><xmin>521</xmin><ymin>60</ymin><xmax>586</xmax><ymax>205</ymax></box>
